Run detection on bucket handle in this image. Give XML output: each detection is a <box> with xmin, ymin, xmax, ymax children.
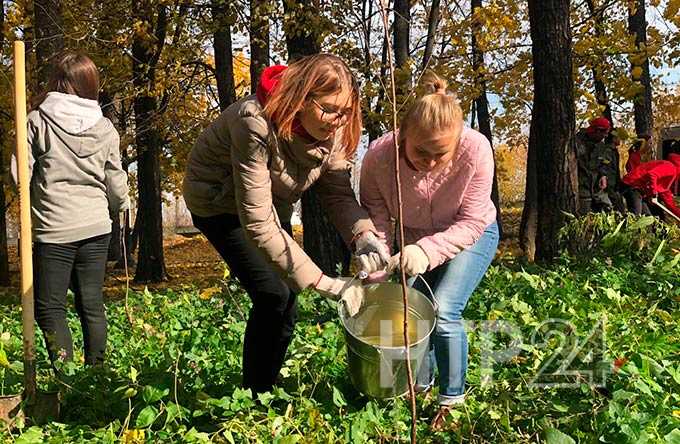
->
<box><xmin>415</xmin><ymin>274</ymin><xmax>438</xmax><ymax>316</ymax></box>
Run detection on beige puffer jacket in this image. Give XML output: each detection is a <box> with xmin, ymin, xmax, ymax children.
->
<box><xmin>183</xmin><ymin>95</ymin><xmax>375</xmax><ymax>290</ymax></box>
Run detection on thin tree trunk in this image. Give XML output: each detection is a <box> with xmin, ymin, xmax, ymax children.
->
<box><xmin>250</xmin><ymin>0</ymin><xmax>270</xmax><ymax>93</ymax></box>
<box><xmin>393</xmin><ymin>0</ymin><xmax>410</xmax><ymax>68</ymax></box>
<box><xmin>627</xmin><ymin>0</ymin><xmax>653</xmax><ymax>138</ymax></box>
<box><xmin>471</xmin><ymin>0</ymin><xmax>503</xmax><ymax>239</ymax></box>
<box><xmin>212</xmin><ymin>0</ymin><xmax>236</xmax><ymax>111</ymax></box>
<box><xmin>132</xmin><ymin>2</ymin><xmax>167</xmax><ymax>282</ymax></box>
<box><xmin>0</xmin><ymin>1</ymin><xmax>11</xmax><ymax>286</ymax></box>
<box><xmin>283</xmin><ymin>0</ymin><xmax>349</xmax><ymax>276</ymax></box>
<box><xmin>520</xmin><ymin>123</ymin><xmax>538</xmax><ymax>261</ymax></box>
<box><xmin>421</xmin><ymin>0</ymin><xmax>440</xmax><ymax>70</ymax></box>
<box><xmin>34</xmin><ymin>0</ymin><xmax>64</xmax><ymax>88</ymax></box>
<box><xmin>528</xmin><ymin>0</ymin><xmax>578</xmax><ymax>261</ymax></box>
<box><xmin>585</xmin><ymin>0</ymin><xmax>613</xmax><ymax>123</ymax></box>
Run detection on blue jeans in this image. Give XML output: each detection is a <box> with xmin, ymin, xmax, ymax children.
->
<box><xmin>411</xmin><ymin>222</ymin><xmax>499</xmax><ymax>405</ymax></box>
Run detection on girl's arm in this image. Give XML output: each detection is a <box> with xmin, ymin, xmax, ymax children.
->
<box><xmin>230</xmin><ymin>115</ymin><xmax>323</xmax><ymax>291</ymax></box>
<box><xmin>314</xmin><ymin>150</ymin><xmax>376</xmax><ymax>246</ymax></box>
<box><xmin>104</xmin><ymin>130</ymin><xmax>130</xmax><ymax>213</ymax></box>
<box><xmin>359</xmin><ymin>144</ymin><xmax>394</xmax><ymax>254</ymax></box>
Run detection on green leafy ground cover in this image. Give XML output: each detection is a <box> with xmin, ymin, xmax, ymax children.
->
<box><xmin>0</xmin><ymin>214</ymin><xmax>678</xmax><ymax>443</ymax></box>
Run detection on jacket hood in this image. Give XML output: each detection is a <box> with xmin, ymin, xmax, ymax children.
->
<box><xmin>37</xmin><ymin>92</ymin><xmax>111</xmax><ymax>158</ymax></box>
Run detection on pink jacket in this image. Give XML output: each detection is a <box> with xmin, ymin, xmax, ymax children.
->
<box><xmin>360</xmin><ymin>128</ymin><xmax>497</xmax><ymax>269</ymax></box>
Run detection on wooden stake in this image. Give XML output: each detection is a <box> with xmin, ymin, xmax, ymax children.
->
<box><xmin>13</xmin><ymin>41</ymin><xmax>36</xmax><ymax>402</ymax></box>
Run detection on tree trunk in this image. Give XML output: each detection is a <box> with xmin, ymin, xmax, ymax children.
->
<box><xmin>421</xmin><ymin>0</ymin><xmax>440</xmax><ymax>70</ymax></box>
<box><xmin>0</xmin><ymin>1</ymin><xmax>10</xmax><ymax>286</ymax></box>
<box><xmin>34</xmin><ymin>0</ymin><xmax>64</xmax><ymax>88</ymax></box>
<box><xmin>520</xmin><ymin>121</ymin><xmax>538</xmax><ymax>261</ymax></box>
<box><xmin>585</xmin><ymin>0</ymin><xmax>613</xmax><ymax>123</ymax></box>
<box><xmin>528</xmin><ymin>0</ymin><xmax>578</xmax><ymax>261</ymax></box>
<box><xmin>212</xmin><ymin>0</ymin><xmax>236</xmax><ymax>111</ymax></box>
<box><xmin>283</xmin><ymin>0</ymin><xmax>349</xmax><ymax>276</ymax></box>
<box><xmin>132</xmin><ymin>2</ymin><xmax>167</xmax><ymax>282</ymax></box>
<box><xmin>282</xmin><ymin>0</ymin><xmax>321</xmax><ymax>60</ymax></box>
<box><xmin>250</xmin><ymin>0</ymin><xmax>270</xmax><ymax>93</ymax></box>
<box><xmin>471</xmin><ymin>0</ymin><xmax>503</xmax><ymax>239</ymax></box>
<box><xmin>627</xmin><ymin>0</ymin><xmax>653</xmax><ymax>138</ymax></box>
<box><xmin>393</xmin><ymin>0</ymin><xmax>410</xmax><ymax>68</ymax></box>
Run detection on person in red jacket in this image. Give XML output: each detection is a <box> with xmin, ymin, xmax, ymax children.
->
<box><xmin>622</xmin><ymin>153</ymin><xmax>680</xmax><ymax>221</ymax></box>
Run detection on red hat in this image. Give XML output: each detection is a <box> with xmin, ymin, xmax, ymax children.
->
<box><xmin>589</xmin><ymin>117</ymin><xmax>611</xmax><ymax>131</ymax></box>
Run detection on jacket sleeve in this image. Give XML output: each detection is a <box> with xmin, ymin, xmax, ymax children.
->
<box><xmin>658</xmin><ymin>190</ymin><xmax>680</xmax><ymax>219</ymax></box>
<box><xmin>104</xmin><ymin>130</ymin><xmax>130</xmax><ymax>213</ymax></box>
<box><xmin>416</xmin><ymin>138</ymin><xmax>497</xmax><ymax>269</ymax></box>
<box><xmin>314</xmin><ymin>149</ymin><xmax>376</xmax><ymax>247</ymax></box>
<box><xmin>230</xmin><ymin>115</ymin><xmax>323</xmax><ymax>291</ymax></box>
<box><xmin>359</xmin><ymin>146</ymin><xmax>393</xmax><ymax>254</ymax></box>
<box><xmin>11</xmin><ymin>119</ymin><xmax>39</xmax><ymax>187</ymax></box>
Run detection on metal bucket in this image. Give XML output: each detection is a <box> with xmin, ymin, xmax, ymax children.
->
<box><xmin>338</xmin><ymin>282</ymin><xmax>436</xmax><ymax>399</ymax></box>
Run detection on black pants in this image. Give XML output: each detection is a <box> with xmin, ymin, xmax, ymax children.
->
<box><xmin>191</xmin><ymin>212</ymin><xmax>297</xmax><ymax>394</ymax></box>
<box><xmin>34</xmin><ymin>233</ymin><xmax>111</xmax><ymax>366</ymax></box>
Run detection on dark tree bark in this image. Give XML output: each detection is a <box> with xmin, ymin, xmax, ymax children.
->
<box><xmin>421</xmin><ymin>0</ymin><xmax>440</xmax><ymax>70</ymax></box>
<box><xmin>283</xmin><ymin>0</ymin><xmax>350</xmax><ymax>276</ymax></box>
<box><xmin>393</xmin><ymin>0</ymin><xmax>410</xmax><ymax>68</ymax></box>
<box><xmin>132</xmin><ymin>2</ymin><xmax>167</xmax><ymax>282</ymax></box>
<box><xmin>471</xmin><ymin>0</ymin><xmax>503</xmax><ymax>239</ymax></box>
<box><xmin>0</xmin><ymin>2</ymin><xmax>10</xmax><ymax>286</ymax></box>
<box><xmin>627</xmin><ymin>0</ymin><xmax>653</xmax><ymax>137</ymax></box>
<box><xmin>527</xmin><ymin>0</ymin><xmax>578</xmax><ymax>261</ymax></box>
<box><xmin>34</xmin><ymin>0</ymin><xmax>64</xmax><ymax>88</ymax></box>
<box><xmin>585</xmin><ymin>0</ymin><xmax>613</xmax><ymax>123</ymax></box>
<box><xmin>282</xmin><ymin>0</ymin><xmax>322</xmax><ymax>60</ymax></box>
<box><xmin>250</xmin><ymin>0</ymin><xmax>270</xmax><ymax>93</ymax></box>
<box><xmin>212</xmin><ymin>0</ymin><xmax>236</xmax><ymax>110</ymax></box>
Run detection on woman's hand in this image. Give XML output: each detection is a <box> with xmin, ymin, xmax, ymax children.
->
<box><xmin>315</xmin><ymin>275</ymin><xmax>366</xmax><ymax>317</ymax></box>
<box><xmin>388</xmin><ymin>245</ymin><xmax>429</xmax><ymax>276</ymax></box>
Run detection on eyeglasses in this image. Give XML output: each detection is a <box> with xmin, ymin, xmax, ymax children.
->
<box><xmin>310</xmin><ymin>98</ymin><xmax>351</xmax><ymax>124</ymax></box>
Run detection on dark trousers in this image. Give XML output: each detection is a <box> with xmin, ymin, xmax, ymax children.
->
<box><xmin>34</xmin><ymin>233</ymin><xmax>111</xmax><ymax>366</ymax></box>
<box><xmin>191</xmin><ymin>212</ymin><xmax>297</xmax><ymax>394</ymax></box>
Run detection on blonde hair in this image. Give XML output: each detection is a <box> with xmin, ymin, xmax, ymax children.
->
<box><xmin>263</xmin><ymin>54</ymin><xmax>362</xmax><ymax>157</ymax></box>
<box><xmin>399</xmin><ymin>71</ymin><xmax>463</xmax><ymax>149</ymax></box>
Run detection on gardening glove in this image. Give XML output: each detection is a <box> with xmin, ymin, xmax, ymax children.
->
<box><xmin>354</xmin><ymin>232</ymin><xmax>390</xmax><ymax>272</ymax></box>
<box><xmin>387</xmin><ymin>244</ymin><xmax>429</xmax><ymax>276</ymax></box>
<box><xmin>315</xmin><ymin>275</ymin><xmax>366</xmax><ymax>317</ymax></box>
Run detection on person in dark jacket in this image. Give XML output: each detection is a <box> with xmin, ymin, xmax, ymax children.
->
<box><xmin>576</xmin><ymin>117</ymin><xmax>611</xmax><ymax>214</ymax></box>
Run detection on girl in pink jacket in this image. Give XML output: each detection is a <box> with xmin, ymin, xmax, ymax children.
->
<box><xmin>359</xmin><ymin>72</ymin><xmax>499</xmax><ymax>429</ymax></box>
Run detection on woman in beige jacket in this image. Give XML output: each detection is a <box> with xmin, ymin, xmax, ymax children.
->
<box><xmin>183</xmin><ymin>54</ymin><xmax>387</xmax><ymax>394</ymax></box>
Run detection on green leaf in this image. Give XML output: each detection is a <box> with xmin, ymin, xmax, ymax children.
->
<box><xmin>135</xmin><ymin>405</ymin><xmax>159</xmax><ymax>428</ymax></box>
<box><xmin>15</xmin><ymin>426</ymin><xmax>44</xmax><ymax>444</ymax></box>
<box><xmin>0</xmin><ymin>347</ymin><xmax>10</xmax><ymax>368</ymax></box>
<box><xmin>665</xmin><ymin>429</ymin><xmax>680</xmax><ymax>444</ymax></box>
<box><xmin>129</xmin><ymin>366</ymin><xmax>138</xmax><ymax>383</ymax></box>
<box><xmin>332</xmin><ymin>386</ymin><xmax>347</xmax><ymax>408</ymax></box>
<box><xmin>545</xmin><ymin>428</ymin><xmax>576</xmax><ymax>444</ymax></box>
<box><xmin>142</xmin><ymin>385</ymin><xmax>169</xmax><ymax>403</ymax></box>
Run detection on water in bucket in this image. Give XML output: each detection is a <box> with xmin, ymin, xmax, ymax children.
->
<box><xmin>339</xmin><ymin>282</ymin><xmax>436</xmax><ymax>398</ymax></box>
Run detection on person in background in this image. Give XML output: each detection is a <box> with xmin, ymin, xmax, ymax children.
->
<box><xmin>622</xmin><ymin>152</ymin><xmax>680</xmax><ymax>221</ymax></box>
<box><xmin>622</xmin><ymin>133</ymin><xmax>652</xmax><ymax>215</ymax></box>
<box><xmin>12</xmin><ymin>51</ymin><xmax>129</xmax><ymax>367</ymax></box>
<box><xmin>182</xmin><ymin>54</ymin><xmax>387</xmax><ymax>394</ymax></box>
<box><xmin>358</xmin><ymin>72</ymin><xmax>498</xmax><ymax>430</ymax></box>
<box><xmin>575</xmin><ymin>117</ymin><xmax>611</xmax><ymax>214</ymax></box>
<box><xmin>600</xmin><ymin>128</ymin><xmax>626</xmax><ymax>212</ymax></box>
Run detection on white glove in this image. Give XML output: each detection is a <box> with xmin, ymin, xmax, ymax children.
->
<box><xmin>315</xmin><ymin>275</ymin><xmax>366</xmax><ymax>317</ymax></box>
<box><xmin>387</xmin><ymin>244</ymin><xmax>429</xmax><ymax>276</ymax></box>
<box><xmin>356</xmin><ymin>252</ymin><xmax>387</xmax><ymax>274</ymax></box>
<box><xmin>355</xmin><ymin>231</ymin><xmax>390</xmax><ymax>275</ymax></box>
